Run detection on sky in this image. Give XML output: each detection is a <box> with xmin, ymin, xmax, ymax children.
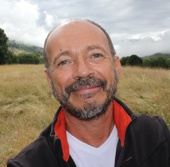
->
<box><xmin>0</xmin><ymin>0</ymin><xmax>170</xmax><ymax>58</ymax></box>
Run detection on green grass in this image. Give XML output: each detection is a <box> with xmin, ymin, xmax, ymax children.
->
<box><xmin>0</xmin><ymin>65</ymin><xmax>170</xmax><ymax>167</ymax></box>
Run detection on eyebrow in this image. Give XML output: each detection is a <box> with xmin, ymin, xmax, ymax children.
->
<box><xmin>52</xmin><ymin>45</ymin><xmax>107</xmax><ymax>65</ymax></box>
<box><xmin>52</xmin><ymin>50</ymin><xmax>70</xmax><ymax>65</ymax></box>
<box><xmin>86</xmin><ymin>45</ymin><xmax>107</xmax><ymax>54</ymax></box>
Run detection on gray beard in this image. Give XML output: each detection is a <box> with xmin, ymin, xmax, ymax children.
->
<box><xmin>51</xmin><ymin>72</ymin><xmax>118</xmax><ymax>121</ymax></box>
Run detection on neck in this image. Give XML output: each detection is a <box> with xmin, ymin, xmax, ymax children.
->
<box><xmin>64</xmin><ymin>103</ymin><xmax>114</xmax><ymax>147</ymax></box>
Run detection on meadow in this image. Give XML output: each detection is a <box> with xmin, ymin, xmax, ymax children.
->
<box><xmin>0</xmin><ymin>65</ymin><xmax>170</xmax><ymax>167</ymax></box>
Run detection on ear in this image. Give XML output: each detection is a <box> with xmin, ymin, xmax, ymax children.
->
<box><xmin>44</xmin><ymin>68</ymin><xmax>53</xmax><ymax>91</ymax></box>
<box><xmin>115</xmin><ymin>56</ymin><xmax>121</xmax><ymax>82</ymax></box>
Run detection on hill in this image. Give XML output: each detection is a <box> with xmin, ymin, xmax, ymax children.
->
<box><xmin>8</xmin><ymin>40</ymin><xmax>170</xmax><ymax>60</ymax></box>
<box><xmin>142</xmin><ymin>53</ymin><xmax>170</xmax><ymax>60</ymax></box>
<box><xmin>8</xmin><ymin>40</ymin><xmax>44</xmax><ymax>56</ymax></box>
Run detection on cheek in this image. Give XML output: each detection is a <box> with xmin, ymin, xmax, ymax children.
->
<box><xmin>52</xmin><ymin>70</ymin><xmax>73</xmax><ymax>91</ymax></box>
<box><xmin>94</xmin><ymin>62</ymin><xmax>115</xmax><ymax>81</ymax></box>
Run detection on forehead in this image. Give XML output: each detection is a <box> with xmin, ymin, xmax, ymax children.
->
<box><xmin>46</xmin><ymin>21</ymin><xmax>110</xmax><ymax>56</ymax></box>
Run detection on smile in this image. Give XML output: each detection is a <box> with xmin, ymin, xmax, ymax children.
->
<box><xmin>73</xmin><ymin>86</ymin><xmax>101</xmax><ymax>98</ymax></box>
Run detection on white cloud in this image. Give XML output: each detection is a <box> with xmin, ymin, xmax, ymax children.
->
<box><xmin>44</xmin><ymin>12</ymin><xmax>54</xmax><ymax>27</ymax></box>
<box><xmin>115</xmin><ymin>30</ymin><xmax>170</xmax><ymax>57</ymax></box>
<box><xmin>0</xmin><ymin>0</ymin><xmax>170</xmax><ymax>56</ymax></box>
<box><xmin>0</xmin><ymin>0</ymin><xmax>47</xmax><ymax>46</ymax></box>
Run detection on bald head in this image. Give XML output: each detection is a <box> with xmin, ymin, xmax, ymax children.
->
<box><xmin>43</xmin><ymin>19</ymin><xmax>116</xmax><ymax>69</ymax></box>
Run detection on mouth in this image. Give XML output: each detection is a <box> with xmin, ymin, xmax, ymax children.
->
<box><xmin>65</xmin><ymin>77</ymin><xmax>107</xmax><ymax>100</ymax></box>
<box><xmin>73</xmin><ymin>86</ymin><xmax>101</xmax><ymax>98</ymax></box>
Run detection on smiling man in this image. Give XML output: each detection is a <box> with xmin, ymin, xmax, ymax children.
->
<box><xmin>44</xmin><ymin>20</ymin><xmax>119</xmax><ymax>122</ymax></box>
<box><xmin>8</xmin><ymin>20</ymin><xmax>170</xmax><ymax>167</ymax></box>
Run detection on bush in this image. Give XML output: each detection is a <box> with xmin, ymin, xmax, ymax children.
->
<box><xmin>143</xmin><ymin>57</ymin><xmax>169</xmax><ymax>69</ymax></box>
<box><xmin>143</xmin><ymin>59</ymin><xmax>150</xmax><ymax>67</ymax></box>
<box><xmin>17</xmin><ymin>53</ymin><xmax>42</xmax><ymax>64</ymax></box>
<box><xmin>166</xmin><ymin>59</ymin><xmax>170</xmax><ymax>69</ymax></box>
<box><xmin>120</xmin><ymin>55</ymin><xmax>143</xmax><ymax>66</ymax></box>
<box><xmin>120</xmin><ymin>56</ymin><xmax>129</xmax><ymax>66</ymax></box>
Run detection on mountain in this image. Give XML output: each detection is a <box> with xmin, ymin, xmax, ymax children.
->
<box><xmin>8</xmin><ymin>40</ymin><xmax>170</xmax><ymax>61</ymax></box>
<box><xmin>8</xmin><ymin>40</ymin><xmax>43</xmax><ymax>56</ymax></box>
<box><xmin>142</xmin><ymin>53</ymin><xmax>170</xmax><ymax>60</ymax></box>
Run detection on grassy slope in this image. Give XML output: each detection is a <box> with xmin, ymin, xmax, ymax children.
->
<box><xmin>8</xmin><ymin>40</ymin><xmax>44</xmax><ymax>56</ymax></box>
<box><xmin>8</xmin><ymin>47</ymin><xmax>30</xmax><ymax>55</ymax></box>
<box><xmin>0</xmin><ymin>65</ymin><xmax>170</xmax><ymax>166</ymax></box>
<box><xmin>143</xmin><ymin>53</ymin><xmax>170</xmax><ymax>59</ymax></box>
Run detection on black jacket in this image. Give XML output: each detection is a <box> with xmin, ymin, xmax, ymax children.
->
<box><xmin>7</xmin><ymin>98</ymin><xmax>170</xmax><ymax>167</ymax></box>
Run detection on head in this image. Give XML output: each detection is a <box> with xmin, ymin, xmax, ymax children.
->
<box><xmin>44</xmin><ymin>19</ymin><xmax>121</xmax><ymax>121</ymax></box>
<box><xmin>44</xmin><ymin>19</ymin><xmax>116</xmax><ymax>69</ymax></box>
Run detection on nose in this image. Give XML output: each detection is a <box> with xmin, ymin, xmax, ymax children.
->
<box><xmin>72</xmin><ymin>57</ymin><xmax>95</xmax><ymax>80</ymax></box>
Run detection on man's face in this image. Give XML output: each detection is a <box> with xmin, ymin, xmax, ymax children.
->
<box><xmin>45</xmin><ymin>21</ymin><xmax>119</xmax><ymax>120</ymax></box>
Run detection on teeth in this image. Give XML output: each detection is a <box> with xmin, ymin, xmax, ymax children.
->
<box><xmin>77</xmin><ymin>91</ymin><xmax>97</xmax><ymax>98</ymax></box>
<box><xmin>76</xmin><ymin>86</ymin><xmax>96</xmax><ymax>91</ymax></box>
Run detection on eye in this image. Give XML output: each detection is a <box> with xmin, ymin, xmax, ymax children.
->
<box><xmin>58</xmin><ymin>60</ymin><xmax>68</xmax><ymax>66</ymax></box>
<box><xmin>92</xmin><ymin>53</ymin><xmax>103</xmax><ymax>58</ymax></box>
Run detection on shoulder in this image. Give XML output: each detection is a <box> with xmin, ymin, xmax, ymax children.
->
<box><xmin>7</xmin><ymin>123</ymin><xmax>62</xmax><ymax>167</ymax></box>
<box><xmin>131</xmin><ymin>114</ymin><xmax>169</xmax><ymax>136</ymax></box>
<box><xmin>122</xmin><ymin>114</ymin><xmax>170</xmax><ymax>166</ymax></box>
<box><xmin>129</xmin><ymin>114</ymin><xmax>170</xmax><ymax>149</ymax></box>
<box><xmin>7</xmin><ymin>137</ymin><xmax>54</xmax><ymax>167</ymax></box>
<box><xmin>133</xmin><ymin>114</ymin><xmax>169</xmax><ymax>133</ymax></box>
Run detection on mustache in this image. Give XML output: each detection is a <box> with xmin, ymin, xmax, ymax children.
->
<box><xmin>65</xmin><ymin>77</ymin><xmax>107</xmax><ymax>95</ymax></box>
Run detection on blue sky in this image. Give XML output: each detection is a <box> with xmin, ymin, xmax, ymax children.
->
<box><xmin>0</xmin><ymin>0</ymin><xmax>170</xmax><ymax>58</ymax></box>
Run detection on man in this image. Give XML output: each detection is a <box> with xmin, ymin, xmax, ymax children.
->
<box><xmin>8</xmin><ymin>19</ymin><xmax>170</xmax><ymax>167</ymax></box>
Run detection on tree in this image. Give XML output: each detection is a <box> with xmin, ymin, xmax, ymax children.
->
<box><xmin>17</xmin><ymin>53</ymin><xmax>42</xmax><ymax>64</ymax></box>
<box><xmin>146</xmin><ymin>57</ymin><xmax>167</xmax><ymax>68</ymax></box>
<box><xmin>166</xmin><ymin>59</ymin><xmax>170</xmax><ymax>69</ymax></box>
<box><xmin>155</xmin><ymin>56</ymin><xmax>167</xmax><ymax>68</ymax></box>
<box><xmin>143</xmin><ymin>59</ymin><xmax>150</xmax><ymax>67</ymax></box>
<box><xmin>5</xmin><ymin>51</ymin><xmax>18</xmax><ymax>64</ymax></box>
<box><xmin>126</xmin><ymin>55</ymin><xmax>143</xmax><ymax>66</ymax></box>
<box><xmin>0</xmin><ymin>28</ymin><xmax>9</xmax><ymax>64</ymax></box>
<box><xmin>120</xmin><ymin>56</ymin><xmax>129</xmax><ymax>66</ymax></box>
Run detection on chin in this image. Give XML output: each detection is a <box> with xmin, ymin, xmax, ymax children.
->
<box><xmin>62</xmin><ymin>94</ymin><xmax>113</xmax><ymax>121</ymax></box>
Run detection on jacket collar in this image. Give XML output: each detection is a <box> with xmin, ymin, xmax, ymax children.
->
<box><xmin>53</xmin><ymin>98</ymin><xmax>133</xmax><ymax>162</ymax></box>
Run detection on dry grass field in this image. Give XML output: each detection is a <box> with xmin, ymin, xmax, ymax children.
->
<box><xmin>0</xmin><ymin>65</ymin><xmax>170</xmax><ymax>167</ymax></box>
